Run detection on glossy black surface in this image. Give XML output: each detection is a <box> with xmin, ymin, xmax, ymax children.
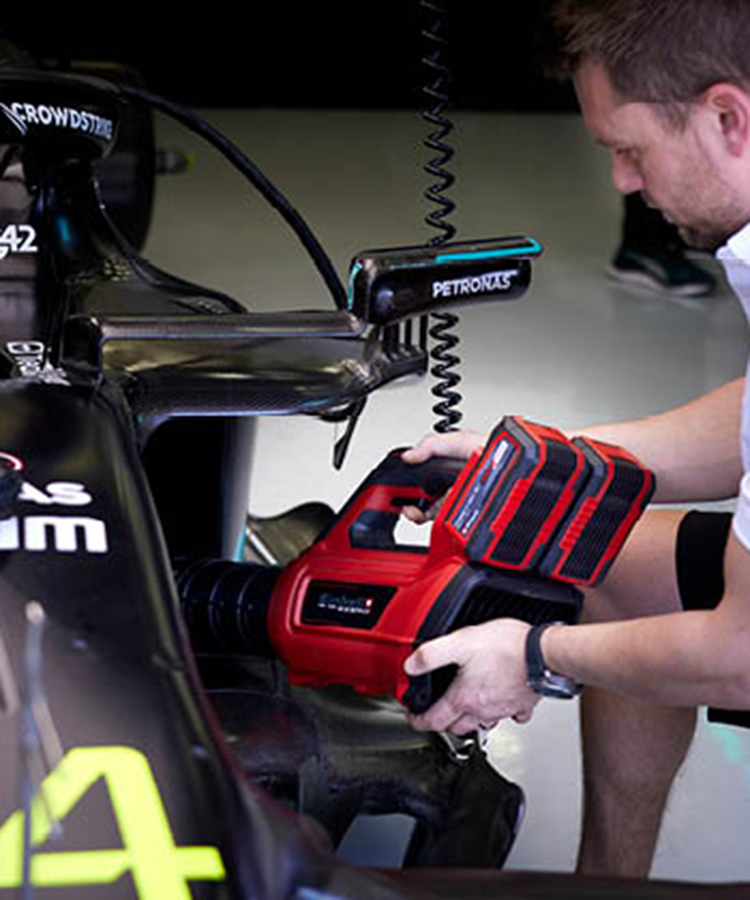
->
<box><xmin>0</xmin><ymin>65</ymin><xmax>704</xmax><ymax>899</ymax></box>
<box><xmin>0</xmin><ymin>69</ymin><xmax>429</xmax><ymax>899</ymax></box>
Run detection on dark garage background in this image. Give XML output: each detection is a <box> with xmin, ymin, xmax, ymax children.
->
<box><xmin>2</xmin><ymin>3</ymin><xmax>576</xmax><ymax>112</ymax></box>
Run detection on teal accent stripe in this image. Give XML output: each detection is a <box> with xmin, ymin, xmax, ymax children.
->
<box><xmin>233</xmin><ymin>526</ymin><xmax>245</xmax><ymax>562</ymax></box>
<box><xmin>436</xmin><ymin>240</ymin><xmax>542</xmax><ymax>264</ymax></box>
<box><xmin>347</xmin><ymin>262</ymin><xmax>363</xmax><ymax>310</ymax></box>
<box><xmin>57</xmin><ymin>216</ymin><xmax>72</xmax><ymax>245</ymax></box>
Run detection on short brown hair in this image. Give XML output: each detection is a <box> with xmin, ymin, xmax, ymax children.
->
<box><xmin>545</xmin><ymin>0</ymin><xmax>750</xmax><ymax>126</ymax></box>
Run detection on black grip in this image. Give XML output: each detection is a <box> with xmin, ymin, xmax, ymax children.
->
<box><xmin>366</xmin><ymin>451</ymin><xmax>465</xmax><ymax>496</ymax></box>
<box><xmin>403</xmin><ymin>666</ymin><xmax>458</xmax><ymax>716</ymax></box>
<box><xmin>348</xmin><ymin>452</ymin><xmax>466</xmax><ymax>551</ymax></box>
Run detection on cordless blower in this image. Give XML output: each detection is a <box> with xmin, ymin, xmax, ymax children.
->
<box><xmin>178</xmin><ymin>415</ymin><xmax>654</xmax><ymax>714</ymax></box>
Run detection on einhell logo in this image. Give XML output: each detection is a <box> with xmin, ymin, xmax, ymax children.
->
<box><xmin>0</xmin><ymin>102</ymin><xmax>113</xmax><ymax>140</ymax></box>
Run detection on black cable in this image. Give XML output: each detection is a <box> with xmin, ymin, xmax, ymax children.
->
<box><xmin>422</xmin><ymin>1</ymin><xmax>457</xmax><ymax>246</ymax></box>
<box><xmin>421</xmin><ymin>0</ymin><xmax>463</xmax><ymax>433</ymax></box>
<box><xmin>117</xmin><ymin>83</ymin><xmax>348</xmax><ymax>311</ymax></box>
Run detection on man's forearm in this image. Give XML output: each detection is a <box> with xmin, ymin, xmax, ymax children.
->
<box><xmin>578</xmin><ymin>377</ymin><xmax>744</xmax><ymax>503</ymax></box>
<box><xmin>543</xmin><ymin>530</ymin><xmax>750</xmax><ymax>709</ymax></box>
<box><xmin>542</xmin><ymin>612</ymin><xmax>748</xmax><ymax>708</ymax></box>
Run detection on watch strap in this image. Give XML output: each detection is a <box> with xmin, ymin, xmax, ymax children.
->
<box><xmin>526</xmin><ymin>621</ymin><xmax>582</xmax><ymax>698</ymax></box>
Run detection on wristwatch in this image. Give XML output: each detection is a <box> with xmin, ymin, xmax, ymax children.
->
<box><xmin>525</xmin><ymin>621</ymin><xmax>582</xmax><ymax>699</ymax></box>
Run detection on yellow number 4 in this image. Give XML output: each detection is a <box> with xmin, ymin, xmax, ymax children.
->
<box><xmin>0</xmin><ymin>746</ymin><xmax>225</xmax><ymax>898</ymax></box>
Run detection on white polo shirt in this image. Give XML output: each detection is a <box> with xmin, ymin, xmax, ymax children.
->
<box><xmin>716</xmin><ymin>222</ymin><xmax>750</xmax><ymax>549</ymax></box>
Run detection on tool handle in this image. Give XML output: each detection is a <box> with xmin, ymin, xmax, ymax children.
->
<box><xmin>322</xmin><ymin>451</ymin><xmax>466</xmax><ymax>553</ymax></box>
<box><xmin>366</xmin><ymin>450</ymin><xmax>465</xmax><ymax>495</ymax></box>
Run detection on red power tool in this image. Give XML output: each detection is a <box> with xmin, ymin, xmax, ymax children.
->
<box><xmin>266</xmin><ymin>416</ymin><xmax>655</xmax><ymax>713</ymax></box>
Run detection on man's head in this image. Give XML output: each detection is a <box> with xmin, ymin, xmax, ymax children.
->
<box><xmin>547</xmin><ymin>0</ymin><xmax>750</xmax><ymax>128</ymax></box>
<box><xmin>547</xmin><ymin>0</ymin><xmax>750</xmax><ymax>249</ymax></box>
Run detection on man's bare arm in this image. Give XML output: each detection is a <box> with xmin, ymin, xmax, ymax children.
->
<box><xmin>404</xmin><ymin>377</ymin><xmax>744</xmax><ymax>505</ymax></box>
<box><xmin>578</xmin><ymin>377</ymin><xmax>744</xmax><ymax>503</ymax></box>
<box><xmin>542</xmin><ymin>528</ymin><xmax>750</xmax><ymax>709</ymax></box>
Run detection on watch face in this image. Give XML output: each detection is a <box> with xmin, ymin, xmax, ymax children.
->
<box><xmin>530</xmin><ymin>671</ymin><xmax>581</xmax><ymax>699</ymax></box>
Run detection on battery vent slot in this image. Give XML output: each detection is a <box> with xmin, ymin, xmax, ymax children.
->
<box><xmin>488</xmin><ymin>440</ymin><xmax>579</xmax><ymax>566</ymax></box>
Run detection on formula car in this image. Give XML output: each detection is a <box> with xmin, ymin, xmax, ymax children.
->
<box><xmin>0</xmin><ymin>36</ymin><xmax>743</xmax><ymax>900</ymax></box>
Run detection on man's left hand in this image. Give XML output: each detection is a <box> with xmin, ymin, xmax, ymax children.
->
<box><xmin>403</xmin><ymin>619</ymin><xmax>539</xmax><ymax>733</ymax></box>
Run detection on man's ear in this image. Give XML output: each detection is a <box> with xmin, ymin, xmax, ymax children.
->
<box><xmin>703</xmin><ymin>83</ymin><xmax>750</xmax><ymax>157</ymax></box>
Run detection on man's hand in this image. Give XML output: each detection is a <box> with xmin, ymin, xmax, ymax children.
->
<box><xmin>403</xmin><ymin>619</ymin><xmax>539</xmax><ymax>733</ymax></box>
<box><xmin>401</xmin><ymin>429</ymin><xmax>487</xmax><ymax>523</ymax></box>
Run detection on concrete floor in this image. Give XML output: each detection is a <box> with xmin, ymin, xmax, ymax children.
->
<box><xmin>146</xmin><ymin>107</ymin><xmax>750</xmax><ymax>884</ymax></box>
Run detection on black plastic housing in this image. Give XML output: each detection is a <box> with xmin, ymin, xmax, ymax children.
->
<box><xmin>348</xmin><ymin>236</ymin><xmax>542</xmax><ymax>325</ymax></box>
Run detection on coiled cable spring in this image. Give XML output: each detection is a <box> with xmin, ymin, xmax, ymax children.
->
<box><xmin>421</xmin><ymin>0</ymin><xmax>463</xmax><ymax>434</ymax></box>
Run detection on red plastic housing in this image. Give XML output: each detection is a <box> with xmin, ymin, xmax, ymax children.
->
<box><xmin>267</xmin><ymin>471</ymin><xmax>465</xmax><ymax>701</ymax></box>
<box><xmin>537</xmin><ymin>437</ymin><xmax>655</xmax><ymax>586</ymax></box>
<box><xmin>438</xmin><ymin>417</ymin><xmax>589</xmax><ymax>572</ymax></box>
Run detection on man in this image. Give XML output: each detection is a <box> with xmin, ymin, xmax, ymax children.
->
<box><xmin>401</xmin><ymin>0</ymin><xmax>750</xmax><ymax>879</ymax></box>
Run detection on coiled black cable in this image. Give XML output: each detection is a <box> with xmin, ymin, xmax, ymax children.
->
<box><xmin>117</xmin><ymin>83</ymin><xmax>348</xmax><ymax>311</ymax></box>
<box><xmin>421</xmin><ymin>0</ymin><xmax>463</xmax><ymax>433</ymax></box>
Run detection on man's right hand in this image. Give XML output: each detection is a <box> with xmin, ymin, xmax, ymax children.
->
<box><xmin>401</xmin><ymin>429</ymin><xmax>486</xmax><ymax>522</ymax></box>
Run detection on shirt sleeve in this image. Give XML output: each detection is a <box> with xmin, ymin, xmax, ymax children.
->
<box><xmin>732</xmin><ymin>473</ymin><xmax>750</xmax><ymax>551</ymax></box>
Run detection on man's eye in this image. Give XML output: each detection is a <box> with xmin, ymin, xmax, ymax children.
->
<box><xmin>613</xmin><ymin>147</ymin><xmax>640</xmax><ymax>166</ymax></box>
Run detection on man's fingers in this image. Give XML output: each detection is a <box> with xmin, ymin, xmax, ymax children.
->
<box><xmin>448</xmin><ymin>714</ymin><xmax>486</xmax><ymax>736</ymax></box>
<box><xmin>400</xmin><ymin>441</ymin><xmax>438</xmax><ymax>465</ymax></box>
<box><xmin>401</xmin><ymin>434</ymin><xmax>460</xmax><ymax>464</ymax></box>
<box><xmin>401</xmin><ymin>501</ymin><xmax>441</xmax><ymax>524</ymax></box>
<box><xmin>403</xmin><ymin>619</ymin><xmax>540</xmax><ymax>733</ymax></box>
<box><xmin>401</xmin><ymin>429</ymin><xmax>486</xmax><ymax>465</ymax></box>
<box><xmin>400</xmin><ymin>429</ymin><xmax>487</xmax><ymax>526</ymax></box>
<box><xmin>400</xmin><ymin>504</ymin><xmax>427</xmax><ymax>524</ymax></box>
<box><xmin>404</xmin><ymin>632</ymin><xmax>465</xmax><ymax>677</ymax></box>
<box><xmin>408</xmin><ymin>692</ymin><xmax>465</xmax><ymax>733</ymax></box>
<box><xmin>411</xmin><ymin>701</ymin><xmax>535</xmax><ymax>734</ymax></box>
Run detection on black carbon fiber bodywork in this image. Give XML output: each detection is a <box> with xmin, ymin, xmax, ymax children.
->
<box><xmin>0</xmin><ymin>65</ymin><xmax>719</xmax><ymax>900</ymax></box>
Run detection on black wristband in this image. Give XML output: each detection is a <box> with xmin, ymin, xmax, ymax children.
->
<box><xmin>526</xmin><ymin>621</ymin><xmax>582</xmax><ymax>699</ymax></box>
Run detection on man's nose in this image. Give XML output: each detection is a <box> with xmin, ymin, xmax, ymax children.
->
<box><xmin>611</xmin><ymin>152</ymin><xmax>644</xmax><ymax>194</ymax></box>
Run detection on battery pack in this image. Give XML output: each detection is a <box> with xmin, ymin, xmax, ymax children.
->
<box><xmin>537</xmin><ymin>437</ymin><xmax>655</xmax><ymax>586</ymax></box>
<box><xmin>441</xmin><ymin>417</ymin><xmax>589</xmax><ymax>572</ymax></box>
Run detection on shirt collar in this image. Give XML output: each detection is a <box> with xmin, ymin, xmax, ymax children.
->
<box><xmin>717</xmin><ymin>220</ymin><xmax>750</xmax><ymax>264</ymax></box>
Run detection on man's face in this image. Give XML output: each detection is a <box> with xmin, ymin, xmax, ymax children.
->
<box><xmin>574</xmin><ymin>62</ymin><xmax>747</xmax><ymax>250</ymax></box>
